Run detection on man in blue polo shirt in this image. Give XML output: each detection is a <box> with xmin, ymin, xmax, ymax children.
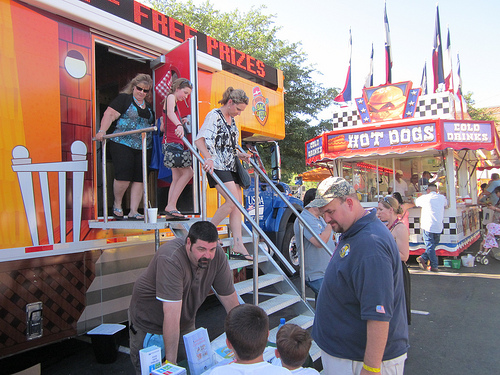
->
<box><xmin>310</xmin><ymin>177</ymin><xmax>408</xmax><ymax>375</ymax></box>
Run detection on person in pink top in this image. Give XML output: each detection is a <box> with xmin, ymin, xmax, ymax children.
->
<box><xmin>161</xmin><ymin>78</ymin><xmax>193</xmax><ymax>220</ymax></box>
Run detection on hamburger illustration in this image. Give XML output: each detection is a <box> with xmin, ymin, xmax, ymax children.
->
<box><xmin>328</xmin><ymin>135</ymin><xmax>349</xmax><ymax>152</ymax></box>
<box><xmin>367</xmin><ymin>85</ymin><xmax>406</xmax><ymax>121</ymax></box>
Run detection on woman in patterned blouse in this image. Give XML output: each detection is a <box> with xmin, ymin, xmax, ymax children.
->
<box><xmin>195</xmin><ymin>87</ymin><xmax>253</xmax><ymax>260</ymax></box>
<box><xmin>95</xmin><ymin>73</ymin><xmax>154</xmax><ymax>220</ymax></box>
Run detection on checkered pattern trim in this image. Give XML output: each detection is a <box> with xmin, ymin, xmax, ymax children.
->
<box><xmin>409</xmin><ymin>209</ymin><xmax>480</xmax><ymax>237</ymax></box>
<box><xmin>408</xmin><ymin>215</ymin><xmax>457</xmax><ymax>236</ymax></box>
<box><xmin>332</xmin><ymin>92</ymin><xmax>455</xmax><ymax>129</ymax></box>
<box><xmin>155</xmin><ymin>71</ymin><xmax>172</xmax><ymax>100</ymax></box>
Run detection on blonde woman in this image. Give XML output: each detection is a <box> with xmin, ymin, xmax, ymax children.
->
<box><xmin>377</xmin><ymin>196</ymin><xmax>411</xmax><ymax>324</ymax></box>
<box><xmin>195</xmin><ymin>87</ymin><xmax>253</xmax><ymax>261</ymax></box>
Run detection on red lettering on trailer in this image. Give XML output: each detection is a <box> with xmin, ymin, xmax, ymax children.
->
<box><xmin>246</xmin><ymin>54</ymin><xmax>256</xmax><ymax>74</ymax></box>
<box><xmin>256</xmin><ymin>60</ymin><xmax>265</xmax><ymax>77</ymax></box>
<box><xmin>206</xmin><ymin>36</ymin><xmax>218</xmax><ymax>55</ymax></box>
<box><xmin>169</xmin><ymin>18</ymin><xmax>184</xmax><ymax>42</ymax></box>
<box><xmin>184</xmin><ymin>24</ymin><xmax>197</xmax><ymax>39</ymax></box>
<box><xmin>133</xmin><ymin>2</ymin><xmax>149</xmax><ymax>24</ymax></box>
<box><xmin>235</xmin><ymin>50</ymin><xmax>245</xmax><ymax>69</ymax></box>
<box><xmin>219</xmin><ymin>42</ymin><xmax>231</xmax><ymax>63</ymax></box>
<box><xmin>151</xmin><ymin>10</ymin><xmax>168</xmax><ymax>36</ymax></box>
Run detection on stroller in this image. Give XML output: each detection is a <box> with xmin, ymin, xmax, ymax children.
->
<box><xmin>477</xmin><ymin>222</ymin><xmax>500</xmax><ymax>265</ymax></box>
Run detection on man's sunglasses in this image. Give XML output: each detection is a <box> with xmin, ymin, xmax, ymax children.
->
<box><xmin>136</xmin><ymin>86</ymin><xmax>150</xmax><ymax>93</ymax></box>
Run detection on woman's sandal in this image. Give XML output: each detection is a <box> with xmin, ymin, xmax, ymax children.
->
<box><xmin>128</xmin><ymin>212</ymin><xmax>144</xmax><ymax>220</ymax></box>
<box><xmin>228</xmin><ymin>252</ymin><xmax>253</xmax><ymax>261</ymax></box>
<box><xmin>164</xmin><ymin>210</ymin><xmax>189</xmax><ymax>221</ymax></box>
<box><xmin>113</xmin><ymin>207</ymin><xmax>125</xmax><ymax>220</ymax></box>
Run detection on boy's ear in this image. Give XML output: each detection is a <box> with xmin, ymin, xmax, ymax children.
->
<box><xmin>226</xmin><ymin>337</ymin><xmax>233</xmax><ymax>350</ymax></box>
<box><xmin>274</xmin><ymin>348</ymin><xmax>280</xmax><ymax>358</ymax></box>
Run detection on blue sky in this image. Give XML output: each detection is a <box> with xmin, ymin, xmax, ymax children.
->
<box><xmin>187</xmin><ymin>0</ymin><xmax>500</xmax><ymax>122</ymax></box>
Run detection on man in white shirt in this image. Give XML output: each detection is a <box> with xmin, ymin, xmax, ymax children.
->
<box><xmin>414</xmin><ymin>183</ymin><xmax>448</xmax><ymax>272</ymax></box>
<box><xmin>392</xmin><ymin>170</ymin><xmax>408</xmax><ymax>196</ymax></box>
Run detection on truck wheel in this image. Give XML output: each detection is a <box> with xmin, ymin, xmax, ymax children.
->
<box><xmin>280</xmin><ymin>223</ymin><xmax>300</xmax><ymax>276</ymax></box>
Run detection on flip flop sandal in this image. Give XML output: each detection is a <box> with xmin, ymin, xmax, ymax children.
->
<box><xmin>228</xmin><ymin>252</ymin><xmax>253</xmax><ymax>261</ymax></box>
<box><xmin>128</xmin><ymin>212</ymin><xmax>144</xmax><ymax>220</ymax></box>
<box><xmin>113</xmin><ymin>207</ymin><xmax>125</xmax><ymax>220</ymax></box>
<box><xmin>165</xmin><ymin>210</ymin><xmax>189</xmax><ymax>221</ymax></box>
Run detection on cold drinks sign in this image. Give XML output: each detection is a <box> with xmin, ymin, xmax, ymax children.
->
<box><xmin>305</xmin><ymin>119</ymin><xmax>494</xmax><ymax>164</ymax></box>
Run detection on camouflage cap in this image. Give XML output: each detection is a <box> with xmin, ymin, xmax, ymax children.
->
<box><xmin>306</xmin><ymin>177</ymin><xmax>356</xmax><ymax>208</ymax></box>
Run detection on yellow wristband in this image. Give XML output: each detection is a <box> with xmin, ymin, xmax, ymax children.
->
<box><xmin>363</xmin><ymin>363</ymin><xmax>381</xmax><ymax>373</ymax></box>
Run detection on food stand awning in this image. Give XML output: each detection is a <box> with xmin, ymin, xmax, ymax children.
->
<box><xmin>306</xmin><ymin>119</ymin><xmax>498</xmax><ymax>166</ymax></box>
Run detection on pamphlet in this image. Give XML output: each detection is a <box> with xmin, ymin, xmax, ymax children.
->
<box><xmin>139</xmin><ymin>345</ymin><xmax>162</xmax><ymax>375</ymax></box>
<box><xmin>183</xmin><ymin>328</ymin><xmax>213</xmax><ymax>375</ymax></box>
<box><xmin>151</xmin><ymin>363</ymin><xmax>187</xmax><ymax>375</ymax></box>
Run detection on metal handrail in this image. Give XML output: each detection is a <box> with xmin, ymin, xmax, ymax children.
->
<box><xmin>236</xmin><ymin>145</ymin><xmax>334</xmax><ymax>256</ymax></box>
<box><xmin>181</xmin><ymin>137</ymin><xmax>296</xmax><ymax>275</ymax></box>
<box><xmin>235</xmin><ymin>145</ymin><xmax>334</xmax><ymax>300</ymax></box>
<box><xmin>93</xmin><ymin>126</ymin><xmax>157</xmax><ymax>223</ymax></box>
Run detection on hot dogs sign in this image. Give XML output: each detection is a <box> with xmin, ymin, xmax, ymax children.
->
<box><xmin>305</xmin><ymin>120</ymin><xmax>494</xmax><ymax>164</ymax></box>
<box><xmin>326</xmin><ymin>123</ymin><xmax>437</xmax><ymax>154</ymax></box>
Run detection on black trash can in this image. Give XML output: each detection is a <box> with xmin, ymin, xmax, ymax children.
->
<box><xmin>87</xmin><ymin>324</ymin><xmax>126</xmax><ymax>364</ymax></box>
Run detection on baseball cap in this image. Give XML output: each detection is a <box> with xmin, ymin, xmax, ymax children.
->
<box><xmin>396</xmin><ymin>169</ymin><xmax>403</xmax><ymax>175</ymax></box>
<box><xmin>423</xmin><ymin>170</ymin><xmax>433</xmax><ymax>176</ymax></box>
<box><xmin>306</xmin><ymin>177</ymin><xmax>356</xmax><ymax>208</ymax></box>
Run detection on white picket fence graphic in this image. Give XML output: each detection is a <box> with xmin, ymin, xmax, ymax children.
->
<box><xmin>11</xmin><ymin>141</ymin><xmax>88</xmax><ymax>246</ymax></box>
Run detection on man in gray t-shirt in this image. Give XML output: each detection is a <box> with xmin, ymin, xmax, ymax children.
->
<box><xmin>128</xmin><ymin>221</ymin><xmax>239</xmax><ymax>373</ymax></box>
<box><xmin>294</xmin><ymin>188</ymin><xmax>335</xmax><ymax>301</ymax></box>
<box><xmin>484</xmin><ymin>173</ymin><xmax>500</xmax><ymax>205</ymax></box>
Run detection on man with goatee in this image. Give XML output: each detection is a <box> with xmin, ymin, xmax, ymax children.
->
<box><xmin>129</xmin><ymin>221</ymin><xmax>239</xmax><ymax>373</ymax></box>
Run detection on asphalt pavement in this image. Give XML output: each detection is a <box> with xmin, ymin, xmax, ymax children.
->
<box><xmin>2</xmin><ymin>240</ymin><xmax>499</xmax><ymax>375</ymax></box>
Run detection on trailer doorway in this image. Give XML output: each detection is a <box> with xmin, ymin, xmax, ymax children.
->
<box><xmin>93</xmin><ymin>40</ymin><xmax>195</xmax><ymax>217</ymax></box>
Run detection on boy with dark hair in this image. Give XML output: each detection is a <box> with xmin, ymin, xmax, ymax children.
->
<box><xmin>275</xmin><ymin>324</ymin><xmax>319</xmax><ymax>374</ymax></box>
<box><xmin>210</xmin><ymin>304</ymin><xmax>291</xmax><ymax>374</ymax></box>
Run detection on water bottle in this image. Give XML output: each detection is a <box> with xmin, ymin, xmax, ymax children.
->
<box><xmin>278</xmin><ymin>318</ymin><xmax>286</xmax><ymax>330</ymax></box>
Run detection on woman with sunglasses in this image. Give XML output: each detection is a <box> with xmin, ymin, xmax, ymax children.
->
<box><xmin>160</xmin><ymin>78</ymin><xmax>193</xmax><ymax>220</ymax></box>
<box><xmin>195</xmin><ymin>87</ymin><xmax>253</xmax><ymax>261</ymax></box>
<box><xmin>95</xmin><ymin>73</ymin><xmax>155</xmax><ymax>220</ymax></box>
<box><xmin>377</xmin><ymin>196</ymin><xmax>411</xmax><ymax>324</ymax></box>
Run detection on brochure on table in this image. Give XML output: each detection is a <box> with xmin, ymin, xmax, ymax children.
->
<box><xmin>183</xmin><ymin>327</ymin><xmax>213</xmax><ymax>375</ymax></box>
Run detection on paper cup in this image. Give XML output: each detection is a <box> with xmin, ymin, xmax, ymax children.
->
<box><xmin>147</xmin><ymin>208</ymin><xmax>158</xmax><ymax>223</ymax></box>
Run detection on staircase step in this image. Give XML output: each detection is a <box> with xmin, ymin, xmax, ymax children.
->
<box><xmin>234</xmin><ymin>274</ymin><xmax>284</xmax><ymax>295</ymax></box>
<box><xmin>309</xmin><ymin>340</ymin><xmax>321</xmax><ymax>362</ymax></box>
<box><xmin>268</xmin><ymin>314</ymin><xmax>314</xmax><ymax>343</ymax></box>
<box><xmin>258</xmin><ymin>294</ymin><xmax>301</xmax><ymax>316</ymax></box>
<box><xmin>228</xmin><ymin>254</ymin><xmax>268</xmax><ymax>270</ymax></box>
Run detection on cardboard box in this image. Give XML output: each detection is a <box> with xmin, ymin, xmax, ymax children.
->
<box><xmin>140</xmin><ymin>345</ymin><xmax>162</xmax><ymax>375</ymax></box>
<box><xmin>151</xmin><ymin>363</ymin><xmax>187</xmax><ymax>375</ymax></box>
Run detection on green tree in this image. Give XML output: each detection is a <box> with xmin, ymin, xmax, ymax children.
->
<box><xmin>463</xmin><ymin>92</ymin><xmax>497</xmax><ymax>123</ymax></box>
<box><xmin>146</xmin><ymin>0</ymin><xmax>335</xmax><ymax>179</ymax></box>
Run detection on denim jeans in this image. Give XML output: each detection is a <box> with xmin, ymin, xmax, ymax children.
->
<box><xmin>306</xmin><ymin>278</ymin><xmax>324</xmax><ymax>305</ymax></box>
<box><xmin>422</xmin><ymin>230</ymin><xmax>440</xmax><ymax>269</ymax></box>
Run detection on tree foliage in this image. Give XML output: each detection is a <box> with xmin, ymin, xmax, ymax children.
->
<box><xmin>463</xmin><ymin>92</ymin><xmax>497</xmax><ymax>123</ymax></box>
<box><xmin>146</xmin><ymin>0</ymin><xmax>335</xmax><ymax>180</ymax></box>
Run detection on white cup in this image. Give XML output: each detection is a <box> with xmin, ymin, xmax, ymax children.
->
<box><xmin>147</xmin><ymin>208</ymin><xmax>158</xmax><ymax>223</ymax></box>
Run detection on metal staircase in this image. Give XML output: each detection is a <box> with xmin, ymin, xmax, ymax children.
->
<box><xmin>91</xmin><ymin>128</ymin><xmax>333</xmax><ymax>365</ymax></box>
